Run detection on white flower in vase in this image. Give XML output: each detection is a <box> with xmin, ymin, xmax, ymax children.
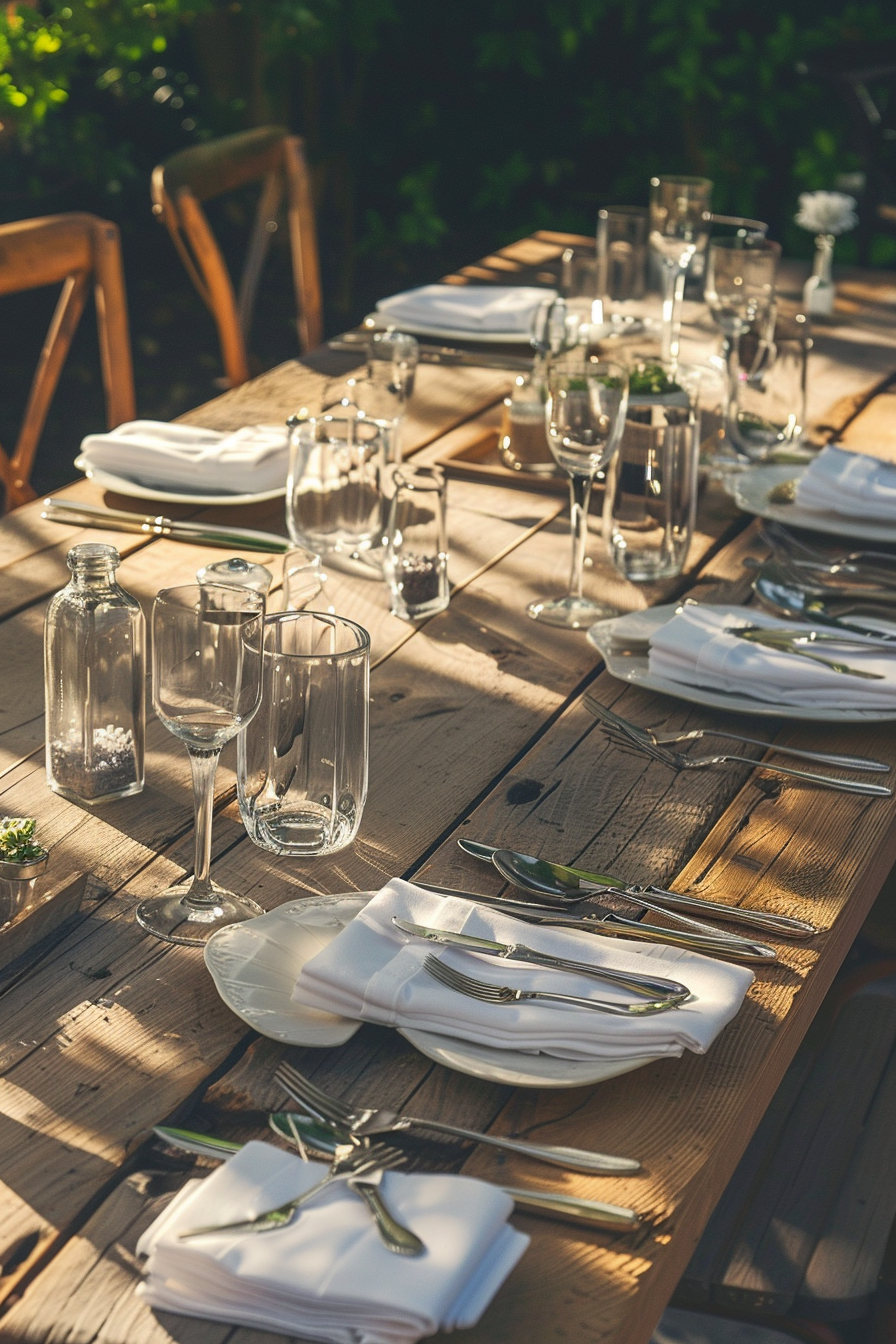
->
<box><xmin>794</xmin><ymin>191</ymin><xmax>858</xmax><ymax>317</ymax></box>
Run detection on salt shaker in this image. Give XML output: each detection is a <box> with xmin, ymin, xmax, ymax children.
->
<box><xmin>44</xmin><ymin>543</ymin><xmax>145</xmax><ymax>804</ymax></box>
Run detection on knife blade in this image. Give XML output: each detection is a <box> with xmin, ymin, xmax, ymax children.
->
<box><xmin>413</xmin><ymin>882</ymin><xmax>776</xmax><ymax>961</ymax></box>
<box><xmin>326</xmin><ymin>336</ymin><xmax>533</xmax><ymax>372</ymax></box>
<box><xmin>391</xmin><ymin>917</ymin><xmax>690</xmax><ymax>1000</ymax></box>
<box><xmin>42</xmin><ymin>498</ymin><xmax>291</xmax><ymax>553</ymax></box>
<box><xmin>153</xmin><ymin>1126</ymin><xmax>640</xmax><ymax>1231</ymax></box>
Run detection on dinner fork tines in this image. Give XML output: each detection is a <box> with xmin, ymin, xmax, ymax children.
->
<box><xmin>586</xmin><ymin>698</ymin><xmax>892</xmax><ymax>797</ymax></box>
<box><xmin>423</xmin><ymin>955</ymin><xmax>677</xmax><ymax>1015</ymax></box>
<box><xmin>274</xmin><ymin>1061</ymin><xmax>641</xmax><ymax>1174</ymax></box>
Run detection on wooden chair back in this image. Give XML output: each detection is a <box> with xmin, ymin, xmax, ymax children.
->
<box><xmin>151</xmin><ymin>126</ymin><xmax>323</xmax><ymax>387</ymax></box>
<box><xmin>0</xmin><ymin>212</ymin><xmax>135</xmax><ymax>511</ymax></box>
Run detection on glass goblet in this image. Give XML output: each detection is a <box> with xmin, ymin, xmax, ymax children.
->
<box><xmin>527</xmin><ymin>356</ymin><xmax>629</xmax><ymax>629</ymax></box>
<box><xmin>649</xmin><ymin>175</ymin><xmax>713</xmax><ymax>365</ymax></box>
<box><xmin>136</xmin><ymin>583</ymin><xmax>265</xmax><ymax>946</ymax></box>
<box><xmin>704</xmin><ymin>237</ymin><xmax>781</xmax><ymax>460</ymax></box>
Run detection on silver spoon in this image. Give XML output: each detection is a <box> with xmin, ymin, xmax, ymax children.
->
<box><xmin>457</xmin><ymin>839</ymin><xmax>816</xmax><ymax>939</ymax></box>
<box><xmin>754</xmin><ymin>565</ymin><xmax>896</xmax><ymax>637</ymax></box>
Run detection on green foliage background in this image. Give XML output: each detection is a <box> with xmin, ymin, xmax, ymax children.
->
<box><xmin>1</xmin><ymin>0</ymin><xmax>895</xmax><ymax>324</ymax></box>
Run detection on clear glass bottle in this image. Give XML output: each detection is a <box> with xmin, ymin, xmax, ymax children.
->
<box><xmin>44</xmin><ymin>543</ymin><xmax>145</xmax><ymax>804</ymax></box>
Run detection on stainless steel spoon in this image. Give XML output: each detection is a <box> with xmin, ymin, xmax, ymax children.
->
<box><xmin>457</xmin><ymin>839</ymin><xmax>817</xmax><ymax>939</ymax></box>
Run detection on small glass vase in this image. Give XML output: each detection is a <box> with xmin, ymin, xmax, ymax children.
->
<box><xmin>802</xmin><ymin>233</ymin><xmax>835</xmax><ymax>317</ymax></box>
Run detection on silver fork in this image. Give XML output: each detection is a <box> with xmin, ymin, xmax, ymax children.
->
<box><xmin>275</xmin><ymin>1062</ymin><xmax>641</xmax><ymax>1174</ymax></box>
<box><xmin>181</xmin><ymin>1141</ymin><xmax>424</xmax><ymax>1255</ymax></box>
<box><xmin>584</xmin><ymin>695</ymin><xmax>889</xmax><ymax>773</ymax></box>
<box><xmin>423</xmin><ymin>954</ymin><xmax>678</xmax><ymax>1014</ymax></box>
<box><xmin>587</xmin><ymin>699</ymin><xmax>893</xmax><ymax>797</ymax></box>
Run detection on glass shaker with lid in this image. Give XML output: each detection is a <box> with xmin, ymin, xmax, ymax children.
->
<box><xmin>44</xmin><ymin>543</ymin><xmax>145</xmax><ymax>804</ymax></box>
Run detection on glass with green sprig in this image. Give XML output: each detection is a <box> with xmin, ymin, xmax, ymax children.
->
<box><xmin>0</xmin><ymin>817</ymin><xmax>49</xmax><ymax>925</ymax></box>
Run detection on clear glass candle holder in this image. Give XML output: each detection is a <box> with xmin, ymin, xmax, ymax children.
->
<box><xmin>237</xmin><ymin>611</ymin><xmax>370</xmax><ymax>857</ymax></box>
<box><xmin>384</xmin><ymin>465</ymin><xmax>449</xmax><ymax>621</ymax></box>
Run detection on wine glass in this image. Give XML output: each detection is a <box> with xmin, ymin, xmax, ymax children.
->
<box><xmin>136</xmin><ymin>583</ymin><xmax>265</xmax><ymax>946</ymax></box>
<box><xmin>527</xmin><ymin>356</ymin><xmax>629</xmax><ymax>629</ymax></box>
<box><xmin>649</xmin><ymin>175</ymin><xmax>713</xmax><ymax>365</ymax></box>
<box><xmin>704</xmin><ymin>237</ymin><xmax>781</xmax><ymax>460</ymax></box>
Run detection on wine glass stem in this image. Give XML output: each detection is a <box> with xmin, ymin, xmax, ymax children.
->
<box><xmin>660</xmin><ymin>263</ymin><xmax>688</xmax><ymax>367</ymax></box>
<box><xmin>567</xmin><ymin>472</ymin><xmax>593</xmax><ymax>600</ymax></box>
<box><xmin>186</xmin><ymin>747</ymin><xmax>221</xmax><ymax>905</ymax></box>
<box><xmin>723</xmin><ymin>333</ymin><xmax>741</xmax><ymax>445</ymax></box>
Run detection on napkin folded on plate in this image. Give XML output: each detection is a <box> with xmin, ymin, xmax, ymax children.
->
<box><xmin>375</xmin><ymin>285</ymin><xmax>554</xmax><ymax>336</ymax></box>
<box><xmin>292</xmin><ymin>880</ymin><xmax>754</xmax><ymax>1061</ymax></box>
<box><xmin>79</xmin><ymin>420</ymin><xmax>289</xmax><ymax>494</ymax></box>
<box><xmin>137</xmin><ymin>1140</ymin><xmax>528</xmax><ymax>1344</ymax></box>
<box><xmin>646</xmin><ymin>603</ymin><xmax>896</xmax><ymax>709</ymax></box>
<box><xmin>794</xmin><ymin>444</ymin><xmax>896</xmax><ymax>521</ymax></box>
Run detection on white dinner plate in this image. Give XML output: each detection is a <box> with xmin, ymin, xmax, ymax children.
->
<box><xmin>364</xmin><ymin>313</ymin><xmax>538</xmax><ymax>346</ymax></box>
<box><xmin>731</xmin><ymin>463</ymin><xmax>896</xmax><ymax>544</ymax></box>
<box><xmin>587</xmin><ymin>604</ymin><xmax>896</xmax><ymax>722</ymax></box>
<box><xmin>74</xmin><ymin>455</ymin><xmax>287</xmax><ymax>507</ymax></box>
<box><xmin>204</xmin><ymin>894</ymin><xmax>666</xmax><ymax>1089</ymax></box>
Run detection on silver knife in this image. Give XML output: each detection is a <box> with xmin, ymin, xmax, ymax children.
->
<box><xmin>42</xmin><ymin>498</ymin><xmax>291</xmax><ymax>553</ymax></box>
<box><xmin>414</xmin><ymin>881</ymin><xmax>777</xmax><ymax>962</ymax></box>
<box><xmin>153</xmin><ymin>1126</ymin><xmax>641</xmax><ymax>1232</ymax></box>
<box><xmin>391</xmin><ymin>917</ymin><xmax>689</xmax><ymax>1000</ymax></box>
<box><xmin>326</xmin><ymin>335</ymin><xmax>533</xmax><ymax>372</ymax></box>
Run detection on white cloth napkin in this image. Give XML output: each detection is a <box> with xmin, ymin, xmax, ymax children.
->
<box><xmin>79</xmin><ymin>420</ymin><xmax>290</xmax><ymax>494</ymax></box>
<box><xmin>292</xmin><ymin>880</ymin><xmax>753</xmax><ymax>1061</ymax></box>
<box><xmin>375</xmin><ymin>285</ymin><xmax>554</xmax><ymax>336</ymax></box>
<box><xmin>137</xmin><ymin>1140</ymin><xmax>528</xmax><ymax>1344</ymax></box>
<box><xmin>646</xmin><ymin>603</ymin><xmax>896</xmax><ymax>709</ymax></box>
<box><xmin>795</xmin><ymin>444</ymin><xmax>896</xmax><ymax>521</ymax></box>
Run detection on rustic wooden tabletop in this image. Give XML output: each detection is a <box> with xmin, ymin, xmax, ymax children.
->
<box><xmin>0</xmin><ymin>234</ymin><xmax>895</xmax><ymax>1344</ymax></box>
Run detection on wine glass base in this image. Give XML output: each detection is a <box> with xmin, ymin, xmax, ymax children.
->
<box><xmin>526</xmin><ymin>595</ymin><xmax>618</xmax><ymax>629</ymax></box>
<box><xmin>135</xmin><ymin>881</ymin><xmax>264</xmax><ymax>946</ymax></box>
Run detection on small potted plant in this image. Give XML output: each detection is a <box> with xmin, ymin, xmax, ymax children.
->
<box><xmin>0</xmin><ymin>817</ymin><xmax>49</xmax><ymax>924</ymax></box>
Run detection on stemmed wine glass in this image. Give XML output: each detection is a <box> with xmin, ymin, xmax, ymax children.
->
<box><xmin>527</xmin><ymin>355</ymin><xmax>629</xmax><ymax>629</ymax></box>
<box><xmin>649</xmin><ymin>175</ymin><xmax>713</xmax><ymax>366</ymax></box>
<box><xmin>136</xmin><ymin>583</ymin><xmax>265</xmax><ymax>946</ymax></box>
<box><xmin>704</xmin><ymin>237</ymin><xmax>781</xmax><ymax>460</ymax></box>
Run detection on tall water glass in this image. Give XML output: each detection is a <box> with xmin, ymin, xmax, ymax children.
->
<box><xmin>527</xmin><ymin>356</ymin><xmax>629</xmax><ymax>629</ymax></box>
<box><xmin>286</xmin><ymin>412</ymin><xmax>386</xmax><ymax>555</ymax></box>
<box><xmin>704</xmin><ymin>237</ymin><xmax>781</xmax><ymax>459</ymax></box>
<box><xmin>649</xmin><ymin>175</ymin><xmax>713</xmax><ymax>365</ymax></box>
<box><xmin>237</xmin><ymin>612</ymin><xmax>370</xmax><ymax>857</ymax></box>
<box><xmin>136</xmin><ymin>583</ymin><xmax>264</xmax><ymax>945</ymax></box>
<box><xmin>604</xmin><ymin>371</ymin><xmax>700</xmax><ymax>581</ymax></box>
<box><xmin>597</xmin><ymin>206</ymin><xmax>648</xmax><ymax>304</ymax></box>
<box><xmin>735</xmin><ymin>308</ymin><xmax>811</xmax><ymax>457</ymax></box>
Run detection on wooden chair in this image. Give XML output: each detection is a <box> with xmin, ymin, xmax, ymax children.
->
<box><xmin>151</xmin><ymin>126</ymin><xmax>323</xmax><ymax>388</ymax></box>
<box><xmin>0</xmin><ymin>213</ymin><xmax>135</xmax><ymax>512</ymax></box>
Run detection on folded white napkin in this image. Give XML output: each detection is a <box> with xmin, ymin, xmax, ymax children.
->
<box><xmin>79</xmin><ymin>420</ymin><xmax>289</xmax><ymax>494</ymax></box>
<box><xmin>795</xmin><ymin>444</ymin><xmax>896</xmax><ymax>521</ymax></box>
<box><xmin>137</xmin><ymin>1141</ymin><xmax>528</xmax><ymax>1344</ymax></box>
<box><xmin>292</xmin><ymin>880</ymin><xmax>753</xmax><ymax>1061</ymax></box>
<box><xmin>375</xmin><ymin>285</ymin><xmax>554</xmax><ymax>336</ymax></box>
<box><xmin>646</xmin><ymin>604</ymin><xmax>896</xmax><ymax>709</ymax></box>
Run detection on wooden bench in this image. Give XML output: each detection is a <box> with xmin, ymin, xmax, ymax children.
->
<box><xmin>674</xmin><ymin>962</ymin><xmax>896</xmax><ymax>1332</ymax></box>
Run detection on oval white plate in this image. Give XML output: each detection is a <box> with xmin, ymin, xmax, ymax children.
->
<box><xmin>205</xmin><ymin>894</ymin><xmax>665</xmax><ymax>1089</ymax></box>
<box><xmin>731</xmin><ymin>463</ymin><xmax>896</xmax><ymax>544</ymax></box>
<box><xmin>74</xmin><ymin>456</ymin><xmax>287</xmax><ymax>507</ymax></box>
<box><xmin>587</xmin><ymin>603</ymin><xmax>896</xmax><ymax>722</ymax></box>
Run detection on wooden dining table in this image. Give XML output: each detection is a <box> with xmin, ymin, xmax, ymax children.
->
<box><xmin>1</xmin><ymin>232</ymin><xmax>896</xmax><ymax>1344</ymax></box>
